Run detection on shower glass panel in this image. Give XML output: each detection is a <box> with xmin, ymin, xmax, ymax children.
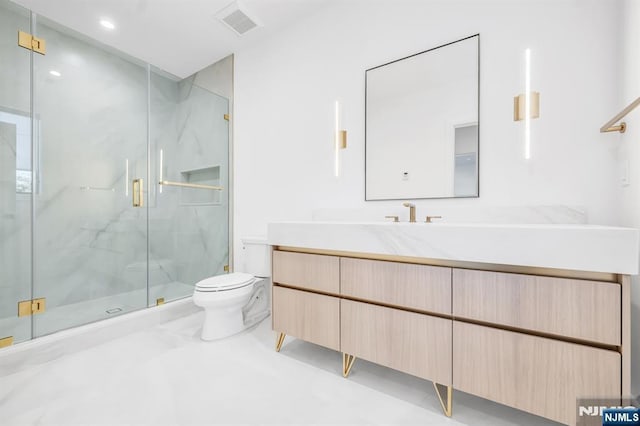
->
<box><xmin>0</xmin><ymin>0</ymin><xmax>230</xmax><ymax>346</ymax></box>
<box><xmin>0</xmin><ymin>0</ymin><xmax>32</xmax><ymax>345</ymax></box>
<box><xmin>149</xmin><ymin>69</ymin><xmax>229</xmax><ymax>305</ymax></box>
<box><xmin>31</xmin><ymin>17</ymin><xmax>149</xmax><ymax>336</ymax></box>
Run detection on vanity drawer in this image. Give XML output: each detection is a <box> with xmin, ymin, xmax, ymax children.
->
<box><xmin>272</xmin><ymin>286</ymin><xmax>340</xmax><ymax>351</ymax></box>
<box><xmin>341</xmin><ymin>299</ymin><xmax>451</xmax><ymax>384</ymax></box>
<box><xmin>341</xmin><ymin>258</ymin><xmax>451</xmax><ymax>314</ymax></box>
<box><xmin>452</xmin><ymin>269</ymin><xmax>620</xmax><ymax>345</ymax></box>
<box><xmin>453</xmin><ymin>321</ymin><xmax>620</xmax><ymax>425</ymax></box>
<box><xmin>272</xmin><ymin>251</ymin><xmax>339</xmax><ymax>294</ymax></box>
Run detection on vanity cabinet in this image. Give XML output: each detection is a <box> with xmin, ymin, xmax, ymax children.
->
<box><xmin>341</xmin><ymin>300</ymin><xmax>452</xmax><ymax>385</ymax></box>
<box><xmin>272</xmin><ymin>286</ymin><xmax>340</xmax><ymax>351</ymax></box>
<box><xmin>271</xmin><ymin>251</ymin><xmax>341</xmax><ymax>351</ymax></box>
<box><xmin>452</xmin><ymin>269</ymin><xmax>621</xmax><ymax>346</ymax></box>
<box><xmin>453</xmin><ymin>321</ymin><xmax>620</xmax><ymax>426</ymax></box>
<box><xmin>272</xmin><ymin>250</ymin><xmax>339</xmax><ymax>294</ymax></box>
<box><xmin>452</xmin><ymin>269</ymin><xmax>624</xmax><ymax>425</ymax></box>
<box><xmin>271</xmin><ymin>247</ymin><xmax>630</xmax><ymax>426</ymax></box>
<box><xmin>340</xmin><ymin>257</ymin><xmax>451</xmax><ymax>314</ymax></box>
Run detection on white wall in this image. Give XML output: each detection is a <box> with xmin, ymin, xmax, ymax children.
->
<box><xmin>234</xmin><ymin>0</ymin><xmax>621</xmax><ymax>243</ymax></box>
<box><xmin>233</xmin><ymin>0</ymin><xmax>630</xmax><ymax>386</ymax></box>
<box><xmin>620</xmin><ymin>0</ymin><xmax>640</xmax><ymax>396</ymax></box>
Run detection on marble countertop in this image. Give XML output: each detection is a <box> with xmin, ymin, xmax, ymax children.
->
<box><xmin>267</xmin><ymin>222</ymin><xmax>640</xmax><ymax>275</ymax></box>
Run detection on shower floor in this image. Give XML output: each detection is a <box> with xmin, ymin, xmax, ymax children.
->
<box><xmin>0</xmin><ymin>282</ymin><xmax>194</xmax><ymax>344</ymax></box>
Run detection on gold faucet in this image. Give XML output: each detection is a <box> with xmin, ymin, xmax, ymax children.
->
<box><xmin>402</xmin><ymin>202</ymin><xmax>416</xmax><ymax>223</ymax></box>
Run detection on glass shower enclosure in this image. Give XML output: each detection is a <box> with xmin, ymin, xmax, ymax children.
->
<box><xmin>0</xmin><ymin>0</ymin><xmax>229</xmax><ymax>347</ymax></box>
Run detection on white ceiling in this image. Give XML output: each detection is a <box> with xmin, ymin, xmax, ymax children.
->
<box><xmin>11</xmin><ymin>0</ymin><xmax>330</xmax><ymax>78</ymax></box>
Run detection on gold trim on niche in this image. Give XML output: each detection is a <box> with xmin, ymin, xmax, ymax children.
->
<box><xmin>158</xmin><ymin>180</ymin><xmax>223</xmax><ymax>191</ymax></box>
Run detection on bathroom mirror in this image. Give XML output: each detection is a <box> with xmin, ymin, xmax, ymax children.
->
<box><xmin>365</xmin><ymin>34</ymin><xmax>479</xmax><ymax>200</ymax></box>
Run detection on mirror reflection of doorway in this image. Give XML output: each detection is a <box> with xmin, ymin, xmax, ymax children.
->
<box><xmin>453</xmin><ymin>123</ymin><xmax>478</xmax><ymax>197</ymax></box>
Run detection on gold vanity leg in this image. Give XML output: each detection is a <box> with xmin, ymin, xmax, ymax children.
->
<box><xmin>275</xmin><ymin>332</ymin><xmax>286</xmax><ymax>352</ymax></box>
<box><xmin>433</xmin><ymin>382</ymin><xmax>453</xmax><ymax>417</ymax></box>
<box><xmin>342</xmin><ymin>353</ymin><xmax>356</xmax><ymax>377</ymax></box>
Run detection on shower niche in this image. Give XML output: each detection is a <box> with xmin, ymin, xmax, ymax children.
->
<box><xmin>180</xmin><ymin>166</ymin><xmax>221</xmax><ymax>206</ymax></box>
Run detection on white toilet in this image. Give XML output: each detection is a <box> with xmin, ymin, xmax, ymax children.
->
<box><xmin>193</xmin><ymin>237</ymin><xmax>270</xmax><ymax>341</ymax></box>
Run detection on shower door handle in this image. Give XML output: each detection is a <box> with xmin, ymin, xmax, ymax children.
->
<box><xmin>132</xmin><ymin>178</ymin><xmax>144</xmax><ymax>207</ymax></box>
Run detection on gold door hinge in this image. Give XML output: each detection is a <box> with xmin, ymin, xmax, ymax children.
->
<box><xmin>223</xmin><ymin>114</ymin><xmax>229</xmax><ymax>121</ymax></box>
<box><xmin>18</xmin><ymin>30</ymin><xmax>46</xmax><ymax>55</ymax></box>
<box><xmin>156</xmin><ymin>297</ymin><xmax>165</xmax><ymax>306</ymax></box>
<box><xmin>18</xmin><ymin>298</ymin><xmax>46</xmax><ymax>317</ymax></box>
<box><xmin>0</xmin><ymin>336</ymin><xmax>13</xmax><ymax>348</ymax></box>
<box><xmin>223</xmin><ymin>265</ymin><xmax>229</xmax><ymax>272</ymax></box>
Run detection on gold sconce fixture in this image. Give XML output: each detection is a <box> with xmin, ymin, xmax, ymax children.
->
<box><xmin>600</xmin><ymin>96</ymin><xmax>640</xmax><ymax>134</ymax></box>
<box><xmin>337</xmin><ymin>129</ymin><xmax>347</xmax><ymax>149</ymax></box>
<box><xmin>513</xmin><ymin>91</ymin><xmax>540</xmax><ymax>121</ymax></box>
<box><xmin>334</xmin><ymin>100</ymin><xmax>347</xmax><ymax>177</ymax></box>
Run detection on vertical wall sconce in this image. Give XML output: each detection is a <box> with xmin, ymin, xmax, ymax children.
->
<box><xmin>125</xmin><ymin>158</ymin><xmax>129</xmax><ymax>196</ymax></box>
<box><xmin>159</xmin><ymin>149</ymin><xmax>164</xmax><ymax>193</ymax></box>
<box><xmin>334</xmin><ymin>100</ymin><xmax>347</xmax><ymax>177</ymax></box>
<box><xmin>513</xmin><ymin>48</ymin><xmax>539</xmax><ymax>159</ymax></box>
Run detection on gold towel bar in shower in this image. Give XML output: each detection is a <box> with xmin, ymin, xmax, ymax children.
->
<box><xmin>601</xmin><ymin>96</ymin><xmax>640</xmax><ymax>133</ymax></box>
<box><xmin>158</xmin><ymin>180</ymin><xmax>223</xmax><ymax>191</ymax></box>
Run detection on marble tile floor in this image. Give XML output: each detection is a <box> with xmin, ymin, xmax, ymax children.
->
<box><xmin>0</xmin><ymin>311</ymin><xmax>559</xmax><ymax>425</ymax></box>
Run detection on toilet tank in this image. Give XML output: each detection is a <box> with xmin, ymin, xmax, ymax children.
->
<box><xmin>241</xmin><ymin>237</ymin><xmax>271</xmax><ymax>278</ymax></box>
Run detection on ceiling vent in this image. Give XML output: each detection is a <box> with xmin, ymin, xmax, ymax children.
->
<box><xmin>215</xmin><ymin>1</ymin><xmax>260</xmax><ymax>36</ymax></box>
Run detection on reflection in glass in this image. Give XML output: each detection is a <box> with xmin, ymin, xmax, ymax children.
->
<box><xmin>0</xmin><ymin>0</ymin><xmax>32</xmax><ymax>345</ymax></box>
<box><xmin>366</xmin><ymin>35</ymin><xmax>479</xmax><ymax>200</ymax></box>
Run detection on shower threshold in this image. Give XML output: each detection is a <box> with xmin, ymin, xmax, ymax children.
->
<box><xmin>0</xmin><ymin>282</ymin><xmax>195</xmax><ymax>345</ymax></box>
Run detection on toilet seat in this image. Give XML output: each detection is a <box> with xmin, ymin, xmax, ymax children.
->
<box><xmin>195</xmin><ymin>272</ymin><xmax>255</xmax><ymax>292</ymax></box>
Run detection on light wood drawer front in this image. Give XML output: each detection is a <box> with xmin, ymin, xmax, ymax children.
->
<box><xmin>341</xmin><ymin>300</ymin><xmax>451</xmax><ymax>384</ymax></box>
<box><xmin>341</xmin><ymin>258</ymin><xmax>451</xmax><ymax>314</ymax></box>
<box><xmin>272</xmin><ymin>286</ymin><xmax>340</xmax><ymax>351</ymax></box>
<box><xmin>453</xmin><ymin>321</ymin><xmax>620</xmax><ymax>425</ymax></box>
<box><xmin>272</xmin><ymin>251</ymin><xmax>339</xmax><ymax>294</ymax></box>
<box><xmin>453</xmin><ymin>269</ymin><xmax>620</xmax><ymax>345</ymax></box>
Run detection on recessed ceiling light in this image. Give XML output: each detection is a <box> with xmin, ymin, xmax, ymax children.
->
<box><xmin>100</xmin><ymin>19</ymin><xmax>115</xmax><ymax>30</ymax></box>
<box><xmin>49</xmin><ymin>70</ymin><xmax>61</xmax><ymax>77</ymax></box>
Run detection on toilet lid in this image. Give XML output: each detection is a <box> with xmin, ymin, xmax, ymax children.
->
<box><xmin>195</xmin><ymin>272</ymin><xmax>255</xmax><ymax>291</ymax></box>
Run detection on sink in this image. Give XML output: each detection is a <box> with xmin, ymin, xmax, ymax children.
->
<box><xmin>267</xmin><ymin>221</ymin><xmax>639</xmax><ymax>274</ymax></box>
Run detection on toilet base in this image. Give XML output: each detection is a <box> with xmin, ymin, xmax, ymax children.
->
<box><xmin>201</xmin><ymin>307</ymin><xmax>246</xmax><ymax>341</ymax></box>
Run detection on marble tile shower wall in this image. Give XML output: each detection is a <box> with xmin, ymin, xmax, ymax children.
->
<box><xmin>0</xmin><ymin>4</ymin><xmax>229</xmax><ymax>330</ymax></box>
<box><xmin>149</xmin><ymin>74</ymin><xmax>229</xmax><ymax>291</ymax></box>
